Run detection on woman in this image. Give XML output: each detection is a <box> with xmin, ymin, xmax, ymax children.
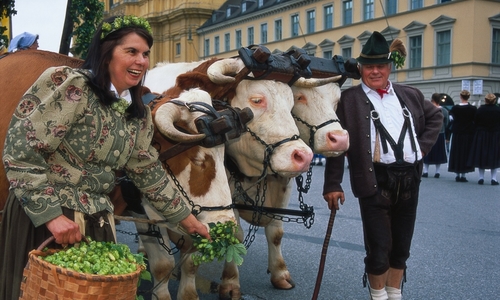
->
<box><xmin>423</xmin><ymin>93</ymin><xmax>449</xmax><ymax>178</ymax></box>
<box><xmin>467</xmin><ymin>93</ymin><xmax>500</xmax><ymax>185</ymax></box>
<box><xmin>0</xmin><ymin>15</ymin><xmax>209</xmax><ymax>299</ymax></box>
<box><xmin>8</xmin><ymin>32</ymin><xmax>39</xmax><ymax>52</ymax></box>
<box><xmin>448</xmin><ymin>90</ymin><xmax>477</xmax><ymax>182</ymax></box>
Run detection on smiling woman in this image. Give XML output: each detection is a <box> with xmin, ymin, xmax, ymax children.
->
<box><xmin>0</xmin><ymin>15</ymin><xmax>211</xmax><ymax>300</ymax></box>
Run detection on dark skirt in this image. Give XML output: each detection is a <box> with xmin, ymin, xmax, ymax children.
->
<box><xmin>424</xmin><ymin>133</ymin><xmax>447</xmax><ymax>164</ymax></box>
<box><xmin>0</xmin><ymin>192</ymin><xmax>115</xmax><ymax>300</ymax></box>
<box><xmin>448</xmin><ymin>132</ymin><xmax>475</xmax><ymax>173</ymax></box>
<box><xmin>467</xmin><ymin>130</ymin><xmax>500</xmax><ymax>169</ymax></box>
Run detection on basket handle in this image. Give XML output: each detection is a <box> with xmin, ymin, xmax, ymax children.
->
<box><xmin>37</xmin><ymin>234</ymin><xmax>89</xmax><ymax>251</ymax></box>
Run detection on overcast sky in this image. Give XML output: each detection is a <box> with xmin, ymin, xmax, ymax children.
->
<box><xmin>11</xmin><ymin>0</ymin><xmax>68</xmax><ymax>52</ymax></box>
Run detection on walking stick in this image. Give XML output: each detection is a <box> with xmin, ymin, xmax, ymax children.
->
<box><xmin>311</xmin><ymin>209</ymin><xmax>337</xmax><ymax>300</ymax></box>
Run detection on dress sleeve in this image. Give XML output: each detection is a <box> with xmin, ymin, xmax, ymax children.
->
<box><xmin>123</xmin><ymin>107</ymin><xmax>191</xmax><ymax>224</ymax></box>
<box><xmin>2</xmin><ymin>66</ymin><xmax>89</xmax><ymax>227</ymax></box>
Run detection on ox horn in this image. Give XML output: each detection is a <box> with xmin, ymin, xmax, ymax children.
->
<box><xmin>207</xmin><ymin>59</ymin><xmax>245</xmax><ymax>84</ymax></box>
<box><xmin>154</xmin><ymin>103</ymin><xmax>206</xmax><ymax>143</ymax></box>
<box><xmin>293</xmin><ymin>75</ymin><xmax>343</xmax><ymax>87</ymax></box>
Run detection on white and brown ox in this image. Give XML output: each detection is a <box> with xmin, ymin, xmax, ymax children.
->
<box><xmin>144</xmin><ymin>57</ymin><xmax>349</xmax><ymax>298</ymax></box>
<box><xmin>0</xmin><ymin>50</ymin><xmax>238</xmax><ymax>300</ymax></box>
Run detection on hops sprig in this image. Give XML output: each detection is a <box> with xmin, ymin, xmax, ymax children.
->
<box><xmin>389</xmin><ymin>38</ymin><xmax>406</xmax><ymax>69</ymax></box>
<box><xmin>191</xmin><ymin>221</ymin><xmax>247</xmax><ymax>266</ymax></box>
<box><xmin>101</xmin><ymin>15</ymin><xmax>153</xmax><ymax>40</ymax></box>
<box><xmin>111</xmin><ymin>98</ymin><xmax>130</xmax><ymax>114</ymax></box>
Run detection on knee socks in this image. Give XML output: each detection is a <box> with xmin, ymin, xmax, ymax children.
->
<box><xmin>479</xmin><ymin>169</ymin><xmax>485</xmax><ymax>180</ymax></box>
<box><xmin>386</xmin><ymin>286</ymin><xmax>402</xmax><ymax>300</ymax></box>
<box><xmin>492</xmin><ymin>168</ymin><xmax>498</xmax><ymax>181</ymax></box>
<box><xmin>369</xmin><ymin>287</ymin><xmax>388</xmax><ymax>300</ymax></box>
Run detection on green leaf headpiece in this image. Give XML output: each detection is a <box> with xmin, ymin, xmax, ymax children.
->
<box><xmin>101</xmin><ymin>15</ymin><xmax>152</xmax><ymax>40</ymax></box>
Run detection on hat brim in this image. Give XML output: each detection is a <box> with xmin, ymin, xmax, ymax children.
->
<box><xmin>356</xmin><ymin>56</ymin><xmax>392</xmax><ymax>65</ymax></box>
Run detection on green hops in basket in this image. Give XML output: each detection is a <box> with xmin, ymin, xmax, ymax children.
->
<box><xmin>40</xmin><ymin>237</ymin><xmax>149</xmax><ymax>277</ymax></box>
<box><xmin>191</xmin><ymin>221</ymin><xmax>247</xmax><ymax>266</ymax></box>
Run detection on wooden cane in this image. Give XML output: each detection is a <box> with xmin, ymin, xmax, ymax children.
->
<box><xmin>311</xmin><ymin>209</ymin><xmax>337</xmax><ymax>300</ymax></box>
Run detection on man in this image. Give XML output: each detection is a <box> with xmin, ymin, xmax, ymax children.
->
<box><xmin>323</xmin><ymin>31</ymin><xmax>442</xmax><ymax>300</ymax></box>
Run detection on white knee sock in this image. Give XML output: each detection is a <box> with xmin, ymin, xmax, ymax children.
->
<box><xmin>479</xmin><ymin>169</ymin><xmax>485</xmax><ymax>180</ymax></box>
<box><xmin>423</xmin><ymin>164</ymin><xmax>429</xmax><ymax>173</ymax></box>
<box><xmin>435</xmin><ymin>164</ymin><xmax>441</xmax><ymax>174</ymax></box>
<box><xmin>369</xmin><ymin>287</ymin><xmax>388</xmax><ymax>300</ymax></box>
<box><xmin>492</xmin><ymin>168</ymin><xmax>498</xmax><ymax>181</ymax></box>
<box><xmin>386</xmin><ymin>286</ymin><xmax>402</xmax><ymax>300</ymax></box>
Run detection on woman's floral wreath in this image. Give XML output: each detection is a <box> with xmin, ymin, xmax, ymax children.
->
<box><xmin>101</xmin><ymin>15</ymin><xmax>152</xmax><ymax>40</ymax></box>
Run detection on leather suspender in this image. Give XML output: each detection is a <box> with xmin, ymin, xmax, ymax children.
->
<box><xmin>369</xmin><ymin>93</ymin><xmax>418</xmax><ymax>164</ymax></box>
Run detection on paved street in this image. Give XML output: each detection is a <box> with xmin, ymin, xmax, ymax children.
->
<box><xmin>117</xmin><ymin>161</ymin><xmax>500</xmax><ymax>300</ymax></box>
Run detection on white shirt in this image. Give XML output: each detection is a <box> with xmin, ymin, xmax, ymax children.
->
<box><xmin>361</xmin><ymin>81</ymin><xmax>422</xmax><ymax>164</ymax></box>
<box><xmin>110</xmin><ymin>84</ymin><xmax>132</xmax><ymax>104</ymax></box>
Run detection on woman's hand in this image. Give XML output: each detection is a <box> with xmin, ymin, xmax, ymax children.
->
<box><xmin>179</xmin><ymin>214</ymin><xmax>211</xmax><ymax>240</ymax></box>
<box><xmin>45</xmin><ymin>215</ymin><xmax>82</xmax><ymax>245</ymax></box>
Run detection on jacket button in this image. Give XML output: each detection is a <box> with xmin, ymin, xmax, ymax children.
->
<box><xmin>374</xmin><ymin>184</ymin><xmax>377</xmax><ymax>188</ymax></box>
<box><xmin>369</xmin><ymin>168</ymin><xmax>373</xmax><ymax>172</ymax></box>
<box><xmin>366</xmin><ymin>115</ymin><xmax>369</xmax><ymax>119</ymax></box>
<box><xmin>367</xmin><ymin>150</ymin><xmax>371</xmax><ymax>154</ymax></box>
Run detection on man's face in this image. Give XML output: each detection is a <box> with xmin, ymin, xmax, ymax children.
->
<box><xmin>359</xmin><ymin>63</ymin><xmax>392</xmax><ymax>90</ymax></box>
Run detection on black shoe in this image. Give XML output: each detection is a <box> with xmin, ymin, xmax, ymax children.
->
<box><xmin>478</xmin><ymin>179</ymin><xmax>484</xmax><ymax>185</ymax></box>
<box><xmin>434</xmin><ymin>173</ymin><xmax>440</xmax><ymax>178</ymax></box>
<box><xmin>422</xmin><ymin>173</ymin><xmax>428</xmax><ymax>178</ymax></box>
<box><xmin>460</xmin><ymin>177</ymin><xmax>468</xmax><ymax>182</ymax></box>
<box><xmin>455</xmin><ymin>176</ymin><xmax>460</xmax><ymax>182</ymax></box>
<box><xmin>492</xmin><ymin>180</ymin><xmax>499</xmax><ymax>186</ymax></box>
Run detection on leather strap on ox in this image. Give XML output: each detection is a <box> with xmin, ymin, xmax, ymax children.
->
<box><xmin>144</xmin><ymin>95</ymin><xmax>254</xmax><ymax>162</ymax></box>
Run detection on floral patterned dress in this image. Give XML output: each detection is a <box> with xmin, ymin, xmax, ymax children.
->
<box><xmin>3</xmin><ymin>66</ymin><xmax>190</xmax><ymax>225</ymax></box>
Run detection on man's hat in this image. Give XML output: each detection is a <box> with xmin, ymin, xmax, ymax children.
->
<box><xmin>357</xmin><ymin>31</ymin><xmax>407</xmax><ymax>68</ymax></box>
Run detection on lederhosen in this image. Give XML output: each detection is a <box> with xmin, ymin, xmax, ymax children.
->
<box><xmin>359</xmin><ymin>93</ymin><xmax>421</xmax><ymax>277</ymax></box>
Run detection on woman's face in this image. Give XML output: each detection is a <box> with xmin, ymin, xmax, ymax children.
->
<box><xmin>108</xmin><ymin>32</ymin><xmax>150</xmax><ymax>95</ymax></box>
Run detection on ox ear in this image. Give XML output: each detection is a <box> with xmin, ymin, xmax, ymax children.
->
<box><xmin>176</xmin><ymin>72</ymin><xmax>215</xmax><ymax>92</ymax></box>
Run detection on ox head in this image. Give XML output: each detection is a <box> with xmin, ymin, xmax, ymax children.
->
<box><xmin>291</xmin><ymin>77</ymin><xmax>350</xmax><ymax>157</ymax></box>
<box><xmin>176</xmin><ymin>58</ymin><xmax>313</xmax><ymax>178</ymax></box>
<box><xmin>152</xmin><ymin>88</ymin><xmax>236</xmax><ymax>227</ymax></box>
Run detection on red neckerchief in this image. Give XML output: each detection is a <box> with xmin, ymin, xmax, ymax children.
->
<box><xmin>375</xmin><ymin>83</ymin><xmax>390</xmax><ymax>98</ymax></box>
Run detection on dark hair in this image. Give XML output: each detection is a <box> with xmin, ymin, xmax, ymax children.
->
<box><xmin>431</xmin><ymin>93</ymin><xmax>441</xmax><ymax>105</ymax></box>
<box><xmin>82</xmin><ymin>15</ymin><xmax>154</xmax><ymax>119</ymax></box>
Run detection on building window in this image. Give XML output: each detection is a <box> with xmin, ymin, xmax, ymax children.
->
<box><xmin>323</xmin><ymin>50</ymin><xmax>332</xmax><ymax>59</ymax></box>
<box><xmin>343</xmin><ymin>0</ymin><xmax>353</xmax><ymax>25</ymax></box>
<box><xmin>410</xmin><ymin>0</ymin><xmax>423</xmax><ymax>10</ymax></box>
<box><xmin>409</xmin><ymin>35</ymin><xmax>422</xmax><ymax>69</ymax></box>
<box><xmin>214</xmin><ymin>36</ymin><xmax>220</xmax><ymax>54</ymax></box>
<box><xmin>342</xmin><ymin>47</ymin><xmax>352</xmax><ymax>59</ymax></box>
<box><xmin>291</xmin><ymin>14</ymin><xmax>300</xmax><ymax>37</ymax></box>
<box><xmin>248</xmin><ymin>27</ymin><xmax>254</xmax><ymax>45</ymax></box>
<box><xmin>225</xmin><ymin>33</ymin><xmax>230</xmax><ymax>52</ymax></box>
<box><xmin>324</xmin><ymin>5</ymin><xmax>333</xmax><ymax>29</ymax></box>
<box><xmin>236</xmin><ymin>30</ymin><xmax>242</xmax><ymax>49</ymax></box>
<box><xmin>386</xmin><ymin>0</ymin><xmax>397</xmax><ymax>15</ymax></box>
<box><xmin>436</xmin><ymin>30</ymin><xmax>451</xmax><ymax>66</ymax></box>
<box><xmin>275</xmin><ymin>19</ymin><xmax>282</xmax><ymax>41</ymax></box>
<box><xmin>493</xmin><ymin>28</ymin><xmax>500</xmax><ymax>64</ymax></box>
<box><xmin>242</xmin><ymin>2</ymin><xmax>247</xmax><ymax>13</ymax></box>
<box><xmin>307</xmin><ymin>10</ymin><xmax>315</xmax><ymax>34</ymax></box>
<box><xmin>363</xmin><ymin>0</ymin><xmax>374</xmax><ymax>21</ymax></box>
<box><xmin>261</xmin><ymin>23</ymin><xmax>268</xmax><ymax>44</ymax></box>
<box><xmin>204</xmin><ymin>39</ymin><xmax>210</xmax><ymax>57</ymax></box>
<box><xmin>175</xmin><ymin>43</ymin><xmax>181</xmax><ymax>56</ymax></box>
<box><xmin>259</xmin><ymin>0</ymin><xmax>264</xmax><ymax>7</ymax></box>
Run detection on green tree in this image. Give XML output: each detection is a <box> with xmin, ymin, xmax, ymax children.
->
<box><xmin>0</xmin><ymin>0</ymin><xmax>16</xmax><ymax>49</ymax></box>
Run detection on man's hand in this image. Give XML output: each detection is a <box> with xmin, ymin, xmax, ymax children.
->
<box><xmin>45</xmin><ymin>215</ymin><xmax>82</xmax><ymax>245</ymax></box>
<box><xmin>179</xmin><ymin>214</ymin><xmax>211</xmax><ymax>240</ymax></box>
<box><xmin>323</xmin><ymin>191</ymin><xmax>345</xmax><ymax>211</ymax></box>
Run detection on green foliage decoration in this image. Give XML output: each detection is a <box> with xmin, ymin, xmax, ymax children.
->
<box><xmin>70</xmin><ymin>0</ymin><xmax>104</xmax><ymax>59</ymax></box>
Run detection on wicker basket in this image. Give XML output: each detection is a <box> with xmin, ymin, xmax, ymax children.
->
<box><xmin>19</xmin><ymin>237</ymin><xmax>141</xmax><ymax>300</ymax></box>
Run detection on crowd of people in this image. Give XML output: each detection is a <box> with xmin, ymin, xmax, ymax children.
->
<box><xmin>429</xmin><ymin>91</ymin><xmax>500</xmax><ymax>185</ymax></box>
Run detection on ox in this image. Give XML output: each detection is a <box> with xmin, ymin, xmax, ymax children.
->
<box><xmin>0</xmin><ymin>50</ymin><xmax>242</xmax><ymax>300</ymax></box>
<box><xmin>144</xmin><ymin>56</ymin><xmax>350</xmax><ymax>299</ymax></box>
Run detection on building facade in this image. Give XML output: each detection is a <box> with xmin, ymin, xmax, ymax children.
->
<box><xmin>103</xmin><ymin>0</ymin><xmax>500</xmax><ymax>104</ymax></box>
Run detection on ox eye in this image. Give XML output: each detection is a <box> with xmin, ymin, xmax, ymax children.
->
<box><xmin>250</xmin><ymin>97</ymin><xmax>262</xmax><ymax>104</ymax></box>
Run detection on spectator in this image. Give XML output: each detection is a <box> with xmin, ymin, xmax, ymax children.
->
<box><xmin>8</xmin><ymin>32</ymin><xmax>39</xmax><ymax>52</ymax></box>
<box><xmin>448</xmin><ymin>90</ymin><xmax>476</xmax><ymax>182</ymax></box>
<box><xmin>423</xmin><ymin>93</ymin><xmax>449</xmax><ymax>178</ymax></box>
<box><xmin>467</xmin><ymin>93</ymin><xmax>500</xmax><ymax>185</ymax></box>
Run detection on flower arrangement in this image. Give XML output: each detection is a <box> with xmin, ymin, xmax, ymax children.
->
<box><xmin>101</xmin><ymin>15</ymin><xmax>153</xmax><ymax>40</ymax></box>
<box><xmin>111</xmin><ymin>98</ymin><xmax>129</xmax><ymax>115</ymax></box>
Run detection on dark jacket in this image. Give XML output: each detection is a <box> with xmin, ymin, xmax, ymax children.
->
<box><xmin>323</xmin><ymin>83</ymin><xmax>442</xmax><ymax>198</ymax></box>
